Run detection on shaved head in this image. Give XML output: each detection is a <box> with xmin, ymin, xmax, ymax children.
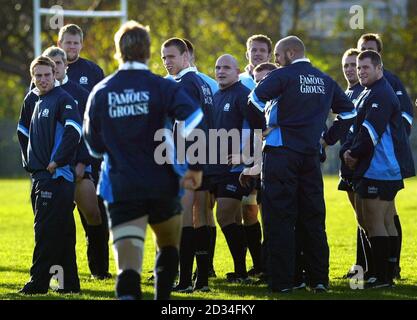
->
<box><xmin>215</xmin><ymin>54</ymin><xmax>240</xmax><ymax>89</ymax></box>
<box><xmin>216</xmin><ymin>54</ymin><xmax>239</xmax><ymax>68</ymax></box>
<box><xmin>277</xmin><ymin>36</ymin><xmax>305</xmax><ymax>54</ymax></box>
<box><xmin>274</xmin><ymin>36</ymin><xmax>305</xmax><ymax>66</ymax></box>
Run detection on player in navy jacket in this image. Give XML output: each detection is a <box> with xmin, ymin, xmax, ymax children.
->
<box><xmin>58</xmin><ymin>24</ymin><xmax>104</xmax><ymax>92</ymax></box>
<box><xmin>342</xmin><ymin>51</ymin><xmax>414</xmax><ymax>288</ymax></box>
<box><xmin>84</xmin><ymin>21</ymin><xmax>203</xmax><ymax>300</ymax></box>
<box><xmin>357</xmin><ymin>33</ymin><xmax>414</xmax><ymax>279</ymax></box>
<box><xmin>337</xmin><ymin>48</ymin><xmax>377</xmax><ymax>281</ymax></box>
<box><xmin>17</xmin><ymin>56</ymin><xmax>82</xmax><ymax>294</ymax></box>
<box><xmin>247</xmin><ymin>36</ymin><xmax>356</xmax><ymax>292</ymax></box>
<box><xmin>182</xmin><ymin>38</ymin><xmax>218</xmax><ymax>278</ymax></box>
<box><xmin>42</xmin><ymin>46</ymin><xmax>108</xmax><ymax>279</ymax></box>
<box><xmin>210</xmin><ymin>54</ymin><xmax>256</xmax><ymax>283</ymax></box>
<box><xmin>161</xmin><ymin>37</ymin><xmax>214</xmax><ymax>293</ymax></box>
<box><xmin>57</xmin><ymin>24</ymin><xmax>110</xmax><ymax>279</ymax></box>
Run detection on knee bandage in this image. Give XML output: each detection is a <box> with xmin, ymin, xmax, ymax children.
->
<box><xmin>112</xmin><ymin>225</ymin><xmax>146</xmax><ymax>247</ymax></box>
<box><xmin>112</xmin><ymin>225</ymin><xmax>146</xmax><ymax>274</ymax></box>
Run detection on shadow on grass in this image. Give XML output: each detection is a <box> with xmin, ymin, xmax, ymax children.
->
<box><xmin>0</xmin><ymin>265</ymin><xmax>29</xmax><ymax>275</ymax></box>
<box><xmin>165</xmin><ymin>277</ymin><xmax>417</xmax><ymax>300</ymax></box>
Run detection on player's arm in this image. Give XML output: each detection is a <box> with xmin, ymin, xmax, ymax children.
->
<box><xmin>246</xmin><ymin>70</ymin><xmax>284</xmax><ymax>130</ymax></box>
<box><xmin>52</xmin><ymin>96</ymin><xmax>82</xmax><ymax>168</ymax></box>
<box><xmin>16</xmin><ymin>99</ymin><xmax>31</xmax><ymax>170</ymax></box>
<box><xmin>83</xmin><ymin>89</ymin><xmax>105</xmax><ymax>159</ymax></box>
<box><xmin>75</xmin><ymin>92</ymin><xmax>93</xmax><ymax>166</ymax></box>
<box><xmin>323</xmin><ymin>82</ymin><xmax>356</xmax><ymax>146</ymax></box>
<box><xmin>167</xmin><ymin>84</ymin><xmax>204</xmax><ymax>174</ymax></box>
<box><xmin>349</xmin><ymin>97</ymin><xmax>392</xmax><ymax>160</ymax></box>
<box><xmin>393</xmin><ymin>77</ymin><xmax>413</xmax><ymax>135</ymax></box>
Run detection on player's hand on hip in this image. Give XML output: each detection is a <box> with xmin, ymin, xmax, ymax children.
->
<box><xmin>46</xmin><ymin>161</ymin><xmax>58</xmax><ymax>174</ymax></box>
<box><xmin>181</xmin><ymin>170</ymin><xmax>203</xmax><ymax>190</ymax></box>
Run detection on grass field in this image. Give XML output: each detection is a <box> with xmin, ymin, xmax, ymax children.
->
<box><xmin>0</xmin><ymin>177</ymin><xmax>416</xmax><ymax>300</ymax></box>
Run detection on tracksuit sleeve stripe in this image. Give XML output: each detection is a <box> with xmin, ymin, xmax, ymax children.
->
<box><xmin>338</xmin><ymin>109</ymin><xmax>357</xmax><ymax>120</ymax></box>
<box><xmin>85</xmin><ymin>140</ymin><xmax>104</xmax><ymax>159</ymax></box>
<box><xmin>182</xmin><ymin>108</ymin><xmax>204</xmax><ymax>138</ymax></box>
<box><xmin>249</xmin><ymin>91</ymin><xmax>266</xmax><ymax>112</ymax></box>
<box><xmin>362</xmin><ymin>120</ymin><xmax>378</xmax><ymax>146</ymax></box>
<box><xmin>402</xmin><ymin>112</ymin><xmax>413</xmax><ymax>125</ymax></box>
<box><xmin>65</xmin><ymin>120</ymin><xmax>82</xmax><ymax>137</ymax></box>
<box><xmin>17</xmin><ymin>124</ymin><xmax>29</xmax><ymax>138</ymax></box>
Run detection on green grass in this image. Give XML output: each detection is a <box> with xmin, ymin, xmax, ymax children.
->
<box><xmin>1</xmin><ymin>177</ymin><xmax>416</xmax><ymax>300</ymax></box>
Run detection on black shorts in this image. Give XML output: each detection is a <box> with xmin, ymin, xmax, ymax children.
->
<box><xmin>338</xmin><ymin>177</ymin><xmax>354</xmax><ymax>192</ymax></box>
<box><xmin>209</xmin><ymin>173</ymin><xmax>254</xmax><ymax>200</ymax></box>
<box><xmin>106</xmin><ymin>197</ymin><xmax>182</xmax><ymax>228</ymax></box>
<box><xmin>353</xmin><ymin>178</ymin><xmax>404</xmax><ymax>201</ymax></box>
<box><xmin>82</xmin><ymin>172</ymin><xmax>95</xmax><ymax>182</ymax></box>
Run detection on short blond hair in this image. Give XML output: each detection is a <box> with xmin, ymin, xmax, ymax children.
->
<box><xmin>114</xmin><ymin>20</ymin><xmax>150</xmax><ymax>63</ymax></box>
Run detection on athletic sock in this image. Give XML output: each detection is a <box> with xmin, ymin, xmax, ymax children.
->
<box><xmin>87</xmin><ymin>224</ymin><xmax>107</xmax><ymax>276</ymax></box>
<box><xmin>393</xmin><ymin>215</ymin><xmax>402</xmax><ymax>271</ymax></box>
<box><xmin>356</xmin><ymin>227</ymin><xmax>365</xmax><ymax>269</ymax></box>
<box><xmin>244</xmin><ymin>222</ymin><xmax>263</xmax><ymax>272</ymax></box>
<box><xmin>178</xmin><ymin>227</ymin><xmax>195</xmax><ymax>287</ymax></box>
<box><xmin>194</xmin><ymin>226</ymin><xmax>210</xmax><ymax>287</ymax></box>
<box><xmin>154</xmin><ymin>246</ymin><xmax>179</xmax><ymax>300</ymax></box>
<box><xmin>116</xmin><ymin>269</ymin><xmax>141</xmax><ymax>300</ymax></box>
<box><xmin>208</xmin><ymin>226</ymin><xmax>217</xmax><ymax>272</ymax></box>
<box><xmin>222</xmin><ymin>223</ymin><xmax>247</xmax><ymax>277</ymax></box>
<box><xmin>362</xmin><ymin>230</ymin><xmax>375</xmax><ymax>278</ymax></box>
<box><xmin>387</xmin><ymin>236</ymin><xmax>398</xmax><ymax>284</ymax></box>
<box><xmin>369</xmin><ymin>236</ymin><xmax>390</xmax><ymax>283</ymax></box>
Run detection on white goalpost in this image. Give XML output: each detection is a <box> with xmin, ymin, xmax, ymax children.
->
<box><xmin>33</xmin><ymin>0</ymin><xmax>128</xmax><ymax>57</ymax></box>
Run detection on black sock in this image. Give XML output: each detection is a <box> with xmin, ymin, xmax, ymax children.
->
<box><xmin>208</xmin><ymin>226</ymin><xmax>217</xmax><ymax>272</ymax></box>
<box><xmin>244</xmin><ymin>222</ymin><xmax>262</xmax><ymax>272</ymax></box>
<box><xmin>154</xmin><ymin>246</ymin><xmax>179</xmax><ymax>300</ymax></box>
<box><xmin>387</xmin><ymin>236</ymin><xmax>398</xmax><ymax>284</ymax></box>
<box><xmin>222</xmin><ymin>223</ymin><xmax>247</xmax><ymax>277</ymax></box>
<box><xmin>194</xmin><ymin>226</ymin><xmax>210</xmax><ymax>287</ymax></box>
<box><xmin>363</xmin><ymin>231</ymin><xmax>374</xmax><ymax>277</ymax></box>
<box><xmin>356</xmin><ymin>227</ymin><xmax>365</xmax><ymax>269</ymax></box>
<box><xmin>116</xmin><ymin>269</ymin><xmax>141</xmax><ymax>300</ymax></box>
<box><xmin>369</xmin><ymin>236</ymin><xmax>390</xmax><ymax>283</ymax></box>
<box><xmin>394</xmin><ymin>215</ymin><xmax>402</xmax><ymax>270</ymax></box>
<box><xmin>87</xmin><ymin>224</ymin><xmax>107</xmax><ymax>275</ymax></box>
<box><xmin>178</xmin><ymin>227</ymin><xmax>195</xmax><ymax>287</ymax></box>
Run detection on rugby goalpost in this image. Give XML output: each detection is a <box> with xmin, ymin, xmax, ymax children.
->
<box><xmin>33</xmin><ymin>0</ymin><xmax>128</xmax><ymax>57</ymax></box>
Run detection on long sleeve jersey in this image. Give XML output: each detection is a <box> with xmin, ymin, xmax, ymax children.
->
<box><xmin>210</xmin><ymin>81</ymin><xmax>252</xmax><ymax>175</ymax></box>
<box><xmin>17</xmin><ymin>86</ymin><xmax>82</xmax><ymax>182</ymax></box>
<box><xmin>247</xmin><ymin>59</ymin><xmax>356</xmax><ymax>155</ymax></box>
<box><xmin>67</xmin><ymin>57</ymin><xmax>105</xmax><ymax>93</ymax></box>
<box><xmin>83</xmin><ymin>62</ymin><xmax>204</xmax><ymax>204</ymax></box>
<box><xmin>344</xmin><ymin>77</ymin><xmax>415</xmax><ymax>181</ymax></box>
<box><xmin>383</xmin><ymin>69</ymin><xmax>414</xmax><ymax>135</ymax></box>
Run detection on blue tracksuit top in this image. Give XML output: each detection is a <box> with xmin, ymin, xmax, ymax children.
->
<box><xmin>67</xmin><ymin>57</ymin><xmax>104</xmax><ymax>92</ymax></box>
<box><xmin>17</xmin><ymin>86</ymin><xmax>82</xmax><ymax>182</ymax></box>
<box><xmin>210</xmin><ymin>81</ymin><xmax>251</xmax><ymax>175</ymax></box>
<box><xmin>83</xmin><ymin>62</ymin><xmax>204</xmax><ymax>203</ymax></box>
<box><xmin>346</xmin><ymin>77</ymin><xmax>415</xmax><ymax>181</ymax></box>
<box><xmin>248</xmin><ymin>59</ymin><xmax>356</xmax><ymax>155</ymax></box>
